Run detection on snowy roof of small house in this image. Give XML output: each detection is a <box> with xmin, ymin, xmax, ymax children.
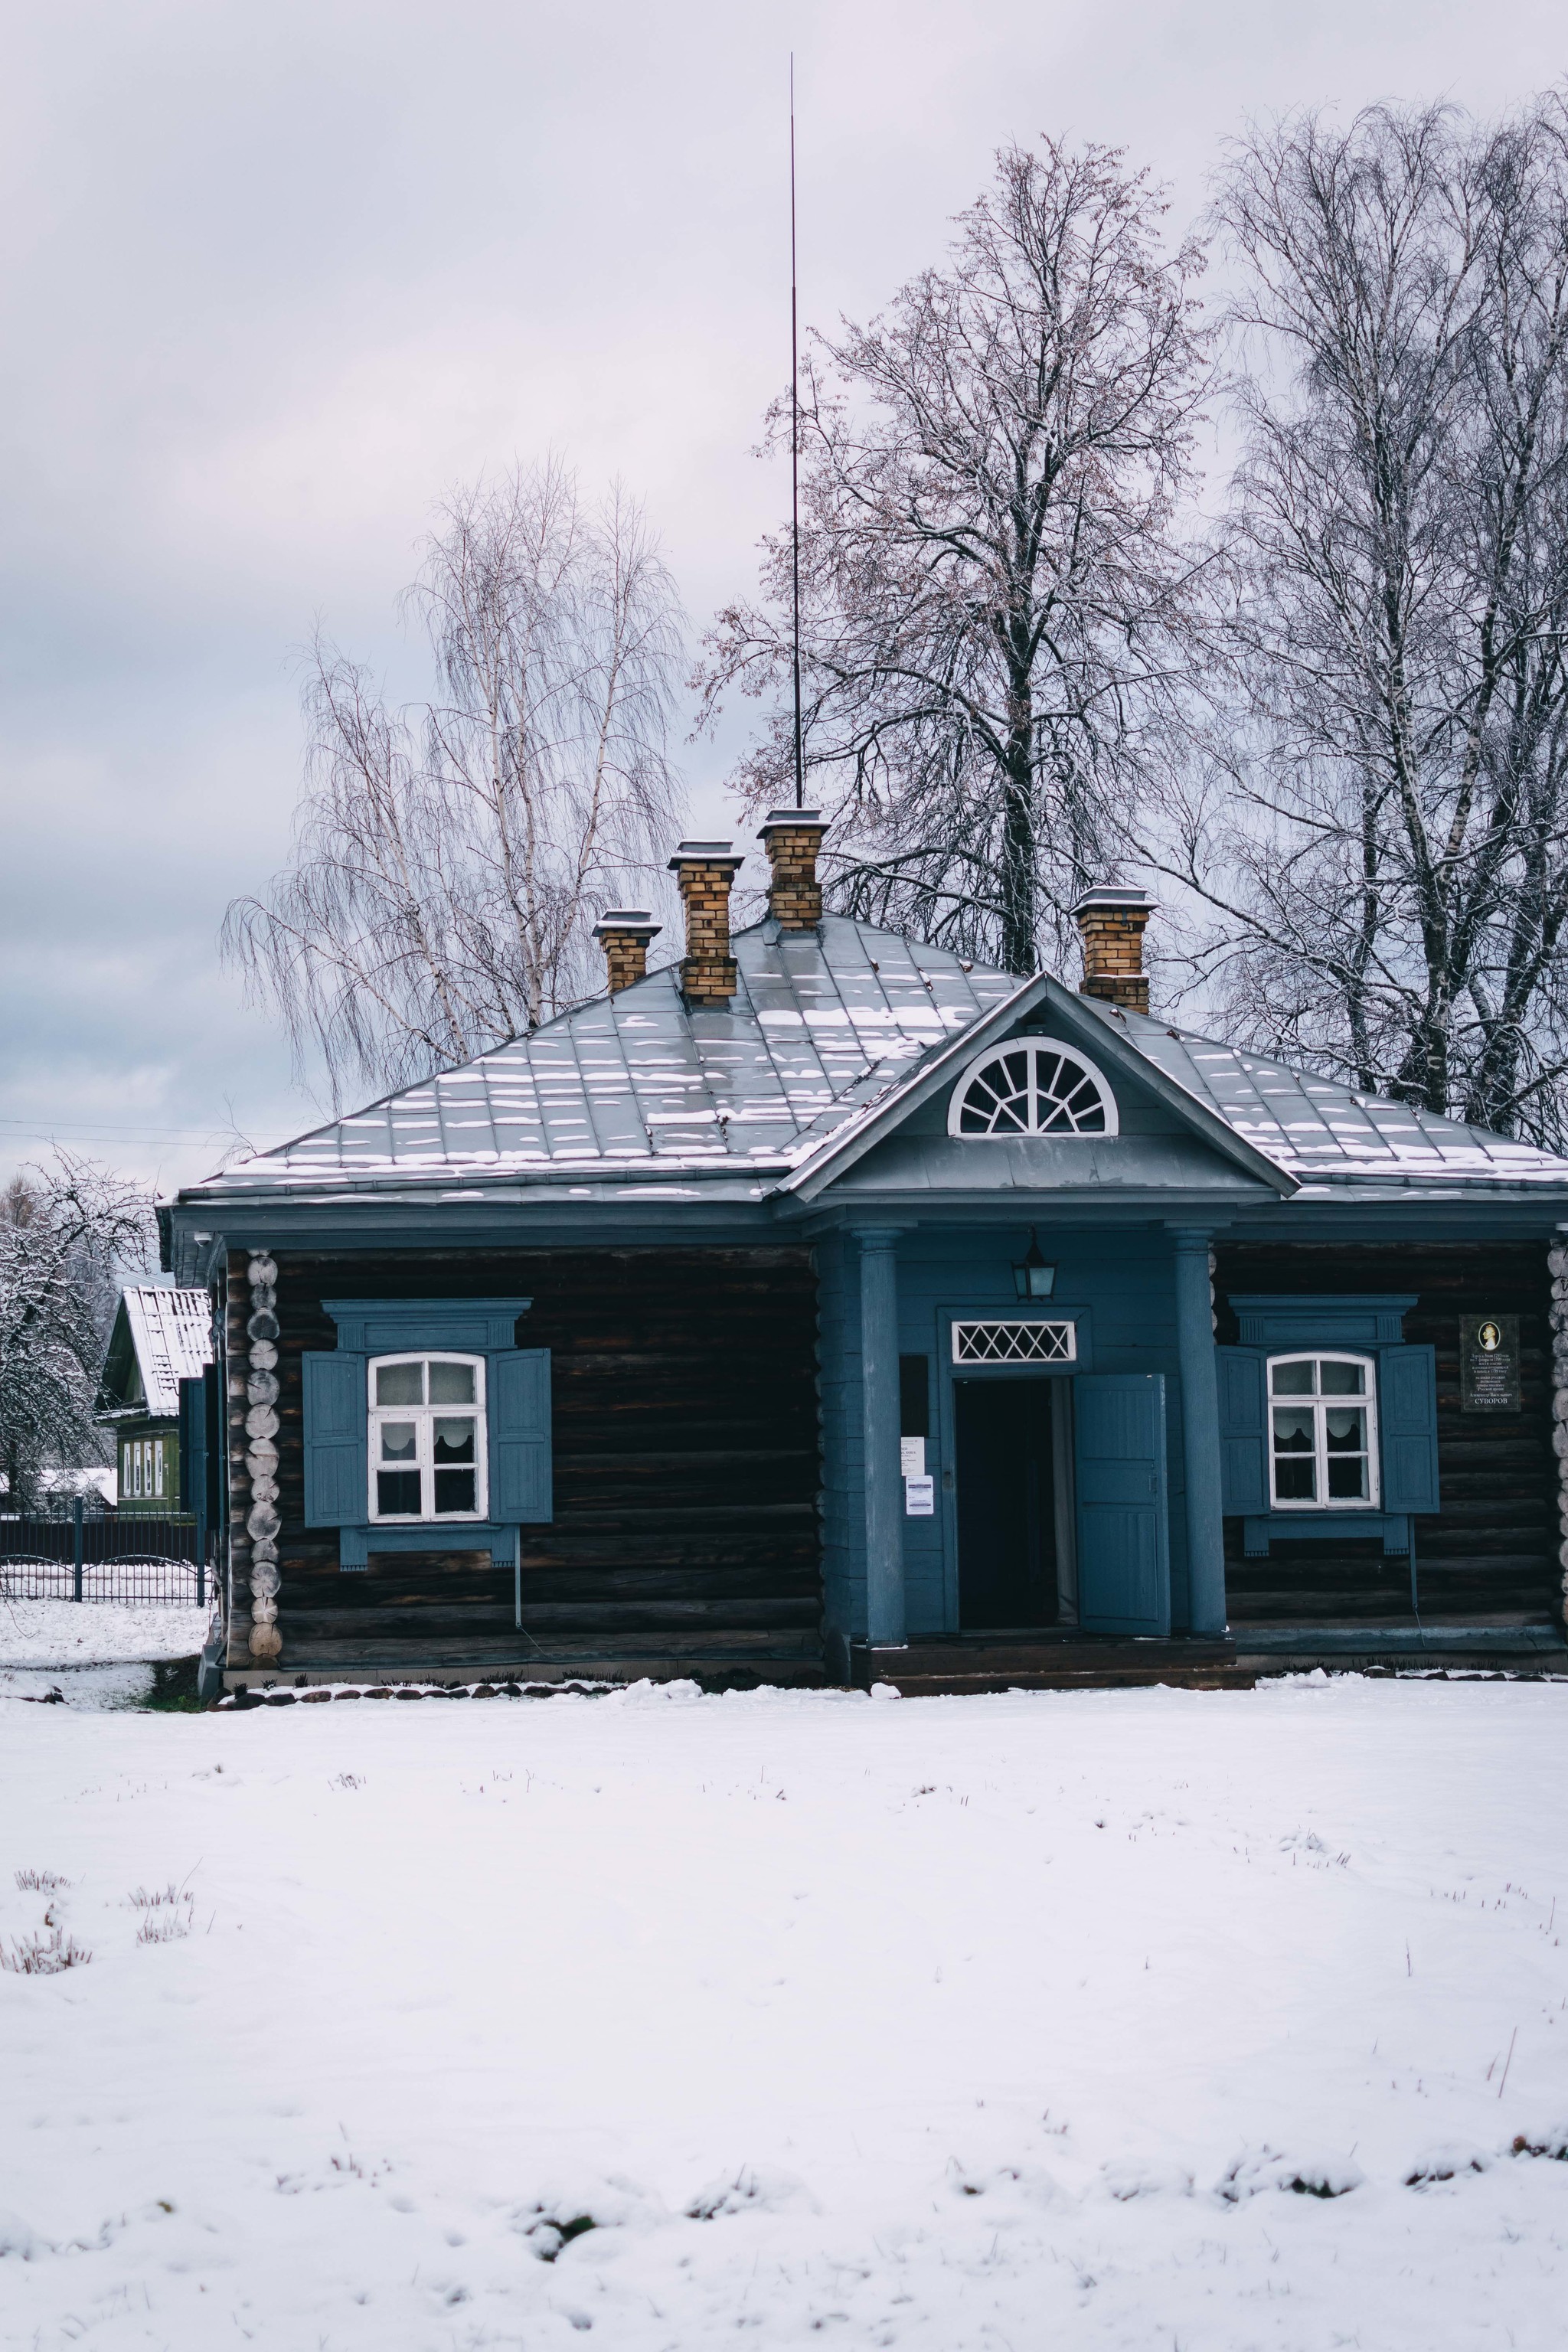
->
<box><xmin>185</xmin><ymin>913</ymin><xmax>1568</xmax><ymax>1203</ymax></box>
<box><xmin>119</xmin><ymin>1286</ymin><xmax>214</xmax><ymax>1415</ymax></box>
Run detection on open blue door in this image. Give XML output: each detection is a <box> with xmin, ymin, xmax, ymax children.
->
<box><xmin>1074</xmin><ymin>1374</ymin><xmax>1171</xmax><ymax>1636</ymax></box>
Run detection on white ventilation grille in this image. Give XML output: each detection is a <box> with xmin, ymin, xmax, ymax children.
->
<box><xmin>952</xmin><ymin>1320</ymin><xmax>1077</xmax><ymax>1365</ymax></box>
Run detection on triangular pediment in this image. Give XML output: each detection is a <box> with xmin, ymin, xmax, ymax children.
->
<box><xmin>782</xmin><ymin>976</ymin><xmax>1297</xmax><ymax>1204</ymax></box>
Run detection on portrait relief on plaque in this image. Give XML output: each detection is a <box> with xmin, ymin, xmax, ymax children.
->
<box><xmin>1459</xmin><ymin>1314</ymin><xmax>1521</xmax><ymax>1413</ymax></box>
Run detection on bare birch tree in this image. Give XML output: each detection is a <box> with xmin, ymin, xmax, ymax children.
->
<box><xmin>225</xmin><ymin>462</ymin><xmax>686</xmax><ymax>1098</ymax></box>
<box><xmin>0</xmin><ymin>1158</ymin><xmax>153</xmax><ymax>1512</ymax></box>
<box><xmin>700</xmin><ymin>140</ymin><xmax>1215</xmax><ymax>976</ymax></box>
<box><xmin>1161</xmin><ymin>98</ymin><xmax>1568</xmax><ymax>1142</ymax></box>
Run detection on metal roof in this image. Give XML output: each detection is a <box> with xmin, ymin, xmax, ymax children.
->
<box><xmin>197</xmin><ymin>918</ymin><xmax>1018</xmax><ymax>1193</ymax></box>
<box><xmin>1101</xmin><ymin>1004</ymin><xmax>1568</xmax><ymax>1189</ymax></box>
<box><xmin>122</xmin><ymin>1286</ymin><xmax>214</xmax><ymax>1413</ymax></box>
<box><xmin>187</xmin><ymin>913</ymin><xmax>1568</xmax><ymax>1203</ymax></box>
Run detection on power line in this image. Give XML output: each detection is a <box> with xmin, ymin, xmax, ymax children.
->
<box><xmin>0</xmin><ymin>1119</ymin><xmax>289</xmax><ymax>1146</ymax></box>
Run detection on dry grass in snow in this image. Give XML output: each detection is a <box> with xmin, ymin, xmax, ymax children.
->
<box><xmin>0</xmin><ymin>1597</ymin><xmax>207</xmax><ymax>1668</ymax></box>
<box><xmin>1</xmin><ymin>1674</ymin><xmax>1566</xmax><ymax>2348</ymax></box>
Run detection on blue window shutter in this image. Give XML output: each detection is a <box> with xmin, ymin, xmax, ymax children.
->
<box><xmin>303</xmin><ymin>1351</ymin><xmax>367</xmax><ymax>1527</ymax></box>
<box><xmin>178</xmin><ymin>1376</ymin><xmax>206</xmax><ymax>1517</ymax></box>
<box><xmin>488</xmin><ymin>1349</ymin><xmax>553</xmax><ymax>1523</ymax></box>
<box><xmin>1216</xmin><ymin>1348</ymin><xmax>1268</xmax><ymax>1513</ymax></box>
<box><xmin>1378</xmin><ymin>1344</ymin><xmax>1439</xmax><ymax>1513</ymax></box>
<box><xmin>1073</xmin><ymin>1374</ymin><xmax>1171</xmax><ymax>1636</ymax></box>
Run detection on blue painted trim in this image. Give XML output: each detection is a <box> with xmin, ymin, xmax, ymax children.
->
<box><xmin>1243</xmin><ymin>1512</ymin><xmax>1411</xmax><ymax>1557</ymax></box>
<box><xmin>855</xmin><ymin>1229</ymin><xmax>906</xmax><ymax>1648</ymax></box>
<box><xmin>321</xmin><ymin>1297</ymin><xmax>532</xmax><ymax>1351</ymax></box>
<box><xmin>337</xmin><ymin>1521</ymin><xmax>518</xmax><ymax>1571</ymax></box>
<box><xmin>1230</xmin><ymin>1293</ymin><xmax>1416</xmax><ymax>1346</ymax></box>
<box><xmin>1172</xmin><ymin>1230</ymin><xmax>1226</xmax><ymax>1634</ymax></box>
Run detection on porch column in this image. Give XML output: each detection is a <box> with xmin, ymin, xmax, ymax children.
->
<box><xmin>1172</xmin><ymin>1227</ymin><xmax>1227</xmax><ymax>1635</ymax></box>
<box><xmin>855</xmin><ymin>1227</ymin><xmax>906</xmax><ymax>1648</ymax></box>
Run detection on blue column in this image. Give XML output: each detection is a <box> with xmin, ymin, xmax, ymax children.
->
<box><xmin>855</xmin><ymin>1227</ymin><xmax>906</xmax><ymax>1648</ymax></box>
<box><xmin>1171</xmin><ymin>1228</ymin><xmax>1227</xmax><ymax>1635</ymax></box>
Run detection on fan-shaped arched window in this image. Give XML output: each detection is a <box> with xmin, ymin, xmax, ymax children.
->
<box><xmin>947</xmin><ymin>1037</ymin><xmax>1118</xmax><ymax>1138</ymax></box>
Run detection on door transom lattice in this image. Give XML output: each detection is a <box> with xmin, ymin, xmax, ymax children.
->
<box><xmin>952</xmin><ymin>1320</ymin><xmax>1077</xmax><ymax>1365</ymax></box>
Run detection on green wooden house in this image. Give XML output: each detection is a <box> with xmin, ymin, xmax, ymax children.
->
<box><xmin>97</xmin><ymin>1285</ymin><xmax>214</xmax><ymax>1512</ymax></box>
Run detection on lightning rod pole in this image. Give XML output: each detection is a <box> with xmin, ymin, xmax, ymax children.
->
<box><xmin>789</xmin><ymin>54</ymin><xmax>804</xmax><ymax>811</ymax></box>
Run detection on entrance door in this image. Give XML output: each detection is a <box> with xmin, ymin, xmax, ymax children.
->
<box><xmin>954</xmin><ymin>1378</ymin><xmax>1059</xmax><ymax>1629</ymax></box>
<box><xmin>1073</xmin><ymin>1373</ymin><xmax>1171</xmax><ymax>1636</ymax></box>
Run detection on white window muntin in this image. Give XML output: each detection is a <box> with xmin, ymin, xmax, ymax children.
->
<box><xmin>368</xmin><ymin>1353</ymin><xmax>488</xmax><ymax>1523</ymax></box>
<box><xmin>952</xmin><ymin>1320</ymin><xmax>1077</xmax><ymax>1366</ymax></box>
<box><xmin>1267</xmin><ymin>1353</ymin><xmax>1379</xmax><ymax>1510</ymax></box>
<box><xmin>124</xmin><ymin>1437</ymin><xmax>162</xmax><ymax>1501</ymax></box>
<box><xmin>947</xmin><ymin>1037</ymin><xmax>1119</xmax><ymax>1138</ymax></box>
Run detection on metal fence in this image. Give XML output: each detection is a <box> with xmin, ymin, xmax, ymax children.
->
<box><xmin>0</xmin><ymin>1507</ymin><xmax>209</xmax><ymax>1606</ymax></box>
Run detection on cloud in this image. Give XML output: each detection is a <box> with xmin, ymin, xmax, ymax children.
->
<box><xmin>4</xmin><ymin>0</ymin><xmax>1563</xmax><ymax>1188</ymax></box>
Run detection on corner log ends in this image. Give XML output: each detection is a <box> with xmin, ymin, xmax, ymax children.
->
<box><xmin>238</xmin><ymin>1251</ymin><xmax>283</xmax><ymax>1659</ymax></box>
<box><xmin>1549</xmin><ymin>1241</ymin><xmax>1568</xmax><ymax>1626</ymax></box>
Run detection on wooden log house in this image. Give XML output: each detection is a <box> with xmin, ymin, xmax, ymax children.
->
<box><xmin>163</xmin><ymin>818</ymin><xmax>1568</xmax><ymax>1694</ymax></box>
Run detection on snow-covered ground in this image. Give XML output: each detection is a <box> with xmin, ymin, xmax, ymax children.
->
<box><xmin>2</xmin><ymin>1676</ymin><xmax>1566</xmax><ymax>2350</ymax></box>
<box><xmin>0</xmin><ymin>1663</ymin><xmax>159</xmax><ymax>1710</ymax></box>
<box><xmin>0</xmin><ymin>1598</ymin><xmax>207</xmax><ymax>1668</ymax></box>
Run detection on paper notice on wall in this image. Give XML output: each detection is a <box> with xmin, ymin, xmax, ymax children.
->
<box><xmin>900</xmin><ymin>1437</ymin><xmax>926</xmax><ymax>1478</ymax></box>
<box><xmin>904</xmin><ymin>1475</ymin><xmax>935</xmax><ymax>1517</ymax></box>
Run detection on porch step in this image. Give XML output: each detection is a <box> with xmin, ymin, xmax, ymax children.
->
<box><xmin>1231</xmin><ymin>1623</ymin><xmax>1568</xmax><ymax>1676</ymax></box>
<box><xmin>851</xmin><ymin>1636</ymin><xmax>1247</xmax><ymax>1697</ymax></box>
<box><xmin>224</xmin><ymin>1655</ymin><xmax>831</xmax><ymax>1694</ymax></box>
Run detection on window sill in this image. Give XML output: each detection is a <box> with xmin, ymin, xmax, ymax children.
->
<box><xmin>338</xmin><ymin>1522</ymin><xmax>518</xmax><ymax>1572</ymax></box>
<box><xmin>1242</xmin><ymin>1512</ymin><xmax>1410</xmax><ymax>1558</ymax></box>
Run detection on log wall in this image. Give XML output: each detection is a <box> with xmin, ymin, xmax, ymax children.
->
<box><xmin>1214</xmin><ymin>1241</ymin><xmax>1558</xmax><ymax>1627</ymax></box>
<box><xmin>223</xmin><ymin>1246</ymin><xmax>822</xmax><ymax>1681</ymax></box>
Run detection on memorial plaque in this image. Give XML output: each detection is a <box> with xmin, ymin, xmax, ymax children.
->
<box><xmin>1460</xmin><ymin>1314</ymin><xmax>1521</xmax><ymax>1413</ymax></box>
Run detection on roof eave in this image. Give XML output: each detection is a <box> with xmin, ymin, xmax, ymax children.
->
<box><xmin>175</xmin><ymin>1155</ymin><xmax>798</xmax><ymax>1209</ymax></box>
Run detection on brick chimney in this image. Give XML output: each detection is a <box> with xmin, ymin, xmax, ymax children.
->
<box><xmin>1073</xmin><ymin>886</ymin><xmax>1154</xmax><ymax>1014</ymax></box>
<box><xmin>668</xmin><ymin>841</ymin><xmax>743</xmax><ymax>1007</ymax></box>
<box><xmin>593</xmin><ymin>909</ymin><xmax>662</xmax><ymax>995</ymax></box>
<box><xmin>757</xmin><ymin>808</ymin><xmax>829</xmax><ymax>930</ymax></box>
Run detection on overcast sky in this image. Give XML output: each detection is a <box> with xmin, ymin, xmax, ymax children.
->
<box><xmin>2</xmin><ymin>0</ymin><xmax>1565</xmax><ymax>1197</ymax></box>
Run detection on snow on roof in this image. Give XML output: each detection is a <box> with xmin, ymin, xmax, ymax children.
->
<box><xmin>1106</xmin><ymin>1007</ymin><xmax>1568</xmax><ymax>1187</ymax></box>
<box><xmin>195</xmin><ymin>917</ymin><xmax>1018</xmax><ymax>1191</ymax></box>
<box><xmin>123</xmin><ymin>1287</ymin><xmax>214</xmax><ymax>1414</ymax></box>
<box><xmin>185</xmin><ymin>913</ymin><xmax>1568</xmax><ymax>1204</ymax></box>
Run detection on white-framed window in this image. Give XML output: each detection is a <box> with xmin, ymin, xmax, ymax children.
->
<box><xmin>368</xmin><ymin>1354</ymin><xmax>488</xmax><ymax>1523</ymax></box>
<box><xmin>1268</xmin><ymin>1354</ymin><xmax>1379</xmax><ymax>1508</ymax></box>
<box><xmin>123</xmin><ymin>1438</ymin><xmax>158</xmax><ymax>1500</ymax></box>
<box><xmin>947</xmin><ymin>1037</ymin><xmax>1119</xmax><ymax>1138</ymax></box>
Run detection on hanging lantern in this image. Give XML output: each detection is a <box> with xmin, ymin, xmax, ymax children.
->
<box><xmin>1012</xmin><ymin>1230</ymin><xmax>1056</xmax><ymax>1299</ymax></box>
